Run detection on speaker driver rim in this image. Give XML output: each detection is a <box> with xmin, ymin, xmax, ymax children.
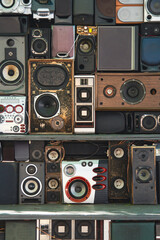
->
<box><xmin>147</xmin><ymin>0</ymin><xmax>160</xmax><ymax>15</ymax></box>
<box><xmin>21</xmin><ymin>176</ymin><xmax>42</xmax><ymax>197</ymax></box>
<box><xmin>78</xmin><ymin>38</ymin><xmax>94</xmax><ymax>54</ymax></box>
<box><xmin>120</xmin><ymin>79</ymin><xmax>146</xmax><ymax>105</ymax></box>
<box><xmin>0</xmin><ymin>60</ymin><xmax>23</xmax><ymax>85</ymax></box>
<box><xmin>35</xmin><ymin>93</ymin><xmax>60</xmax><ymax>119</ymax></box>
<box><xmin>31</xmin><ymin>38</ymin><xmax>48</xmax><ymax>55</ymax></box>
<box><xmin>65</xmin><ymin>177</ymin><xmax>91</xmax><ymax>203</ymax></box>
<box><xmin>141</xmin><ymin>114</ymin><xmax>157</xmax><ymax>131</ymax></box>
<box><xmin>136</xmin><ymin>167</ymin><xmax>152</xmax><ymax>183</ymax></box>
<box><xmin>1</xmin><ymin>0</ymin><xmax>15</xmax><ymax>8</ymax></box>
<box><xmin>53</xmin><ymin>221</ymin><xmax>70</xmax><ymax>238</ymax></box>
<box><xmin>77</xmin><ymin>221</ymin><xmax>93</xmax><ymax>237</ymax></box>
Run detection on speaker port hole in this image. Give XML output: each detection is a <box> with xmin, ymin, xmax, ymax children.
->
<box><xmin>79</xmin><ymin>64</ymin><xmax>84</xmax><ymax>69</ymax></box>
<box><xmin>23</xmin><ymin>0</ymin><xmax>30</xmax><ymax>4</ymax></box>
<box><xmin>150</xmin><ymin>88</ymin><xmax>157</xmax><ymax>95</ymax></box>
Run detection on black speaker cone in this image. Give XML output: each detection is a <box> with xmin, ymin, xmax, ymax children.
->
<box><xmin>77</xmin><ymin>106</ymin><xmax>92</xmax><ymax>121</ymax></box>
<box><xmin>77</xmin><ymin>87</ymin><xmax>92</xmax><ymax>102</ymax></box>
<box><xmin>68</xmin><ymin>179</ymin><xmax>88</xmax><ymax>200</ymax></box>
<box><xmin>35</xmin><ymin>94</ymin><xmax>59</xmax><ymax>118</ymax></box>
<box><xmin>120</xmin><ymin>79</ymin><xmax>146</xmax><ymax>105</ymax></box>
<box><xmin>141</xmin><ymin>115</ymin><xmax>157</xmax><ymax>131</ymax></box>
<box><xmin>53</xmin><ymin>220</ymin><xmax>70</xmax><ymax>238</ymax></box>
<box><xmin>136</xmin><ymin>167</ymin><xmax>152</xmax><ymax>183</ymax></box>
<box><xmin>22</xmin><ymin>177</ymin><xmax>41</xmax><ymax>196</ymax></box>
<box><xmin>147</xmin><ymin>0</ymin><xmax>160</xmax><ymax>15</ymax></box>
<box><xmin>76</xmin><ymin>220</ymin><xmax>93</xmax><ymax>238</ymax></box>
<box><xmin>32</xmin><ymin>38</ymin><xmax>47</xmax><ymax>54</ymax></box>
<box><xmin>0</xmin><ymin>61</ymin><xmax>23</xmax><ymax>85</ymax></box>
<box><xmin>34</xmin><ymin>64</ymin><xmax>69</xmax><ymax>89</ymax></box>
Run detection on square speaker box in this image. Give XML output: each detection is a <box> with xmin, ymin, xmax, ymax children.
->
<box><xmin>111</xmin><ymin>222</ymin><xmax>155</xmax><ymax>240</ymax></box>
<box><xmin>0</xmin><ymin>162</ymin><xmax>18</xmax><ymax>204</ymax></box>
<box><xmin>95</xmin><ymin>0</ymin><xmax>116</xmax><ymax>25</ymax></box>
<box><xmin>97</xmin><ymin>26</ymin><xmax>138</xmax><ymax>71</ymax></box>
<box><xmin>5</xmin><ymin>221</ymin><xmax>36</xmax><ymax>240</ymax></box>
<box><xmin>96</xmin><ymin>73</ymin><xmax>160</xmax><ymax>111</ymax></box>
<box><xmin>144</xmin><ymin>0</ymin><xmax>160</xmax><ymax>22</ymax></box>
<box><xmin>131</xmin><ymin>146</ymin><xmax>157</xmax><ymax>204</ymax></box>
<box><xmin>55</xmin><ymin>0</ymin><xmax>72</xmax><ymax>24</ymax></box>
<box><xmin>52</xmin><ymin>220</ymin><xmax>71</xmax><ymax>239</ymax></box>
<box><xmin>29</xmin><ymin>141</ymin><xmax>45</xmax><ymax>162</ymax></box>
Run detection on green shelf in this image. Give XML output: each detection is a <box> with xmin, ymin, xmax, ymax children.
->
<box><xmin>0</xmin><ymin>134</ymin><xmax>160</xmax><ymax>141</ymax></box>
<box><xmin>0</xmin><ymin>204</ymin><xmax>160</xmax><ymax>220</ymax></box>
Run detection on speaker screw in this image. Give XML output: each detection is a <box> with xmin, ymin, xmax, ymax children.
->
<box><xmin>100</xmin><ymin>102</ymin><xmax>103</xmax><ymax>105</ymax></box>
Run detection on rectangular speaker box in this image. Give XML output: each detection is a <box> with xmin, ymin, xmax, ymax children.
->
<box><xmin>29</xmin><ymin>141</ymin><xmax>45</xmax><ymax>162</ymax></box>
<box><xmin>28</xmin><ymin>59</ymin><xmax>74</xmax><ymax>134</ymax></box>
<box><xmin>131</xmin><ymin>146</ymin><xmax>157</xmax><ymax>204</ymax></box>
<box><xmin>55</xmin><ymin>0</ymin><xmax>72</xmax><ymax>24</ymax></box>
<box><xmin>95</xmin><ymin>0</ymin><xmax>116</xmax><ymax>25</ymax></box>
<box><xmin>29</xmin><ymin>28</ymin><xmax>51</xmax><ymax>59</ymax></box>
<box><xmin>108</xmin><ymin>141</ymin><xmax>130</xmax><ymax>201</ymax></box>
<box><xmin>32</xmin><ymin>0</ymin><xmax>55</xmax><ymax>20</ymax></box>
<box><xmin>0</xmin><ymin>162</ymin><xmax>18</xmax><ymax>204</ymax></box>
<box><xmin>111</xmin><ymin>222</ymin><xmax>155</xmax><ymax>240</ymax></box>
<box><xmin>74</xmin><ymin>75</ymin><xmax>95</xmax><ymax>134</ymax></box>
<box><xmin>96</xmin><ymin>73</ymin><xmax>160</xmax><ymax>111</ymax></box>
<box><xmin>2</xmin><ymin>141</ymin><xmax>15</xmax><ymax>161</ymax></box>
<box><xmin>52</xmin><ymin>25</ymin><xmax>75</xmax><ymax>59</ymax></box>
<box><xmin>5</xmin><ymin>221</ymin><xmax>36</xmax><ymax>240</ymax></box>
<box><xmin>97</xmin><ymin>26</ymin><xmax>138</xmax><ymax>71</ymax></box>
<box><xmin>37</xmin><ymin>219</ymin><xmax>52</xmax><ymax>240</ymax></box>
<box><xmin>0</xmin><ymin>35</ymin><xmax>26</xmax><ymax>95</ymax></box>
<box><xmin>15</xmin><ymin>141</ymin><xmax>29</xmax><ymax>161</ymax></box>
<box><xmin>144</xmin><ymin>0</ymin><xmax>160</xmax><ymax>22</ymax></box>
<box><xmin>45</xmin><ymin>142</ymin><xmax>64</xmax><ymax>203</ymax></box>
<box><xmin>73</xmin><ymin>0</ymin><xmax>94</xmax><ymax>25</ymax></box>
<box><xmin>19</xmin><ymin>162</ymin><xmax>45</xmax><ymax>204</ymax></box>
<box><xmin>0</xmin><ymin>16</ymin><xmax>28</xmax><ymax>34</ymax></box>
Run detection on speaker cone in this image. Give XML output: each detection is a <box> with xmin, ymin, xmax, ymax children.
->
<box><xmin>147</xmin><ymin>0</ymin><xmax>160</xmax><ymax>15</ymax></box>
<box><xmin>141</xmin><ymin>115</ymin><xmax>157</xmax><ymax>131</ymax></box>
<box><xmin>48</xmin><ymin>178</ymin><xmax>59</xmax><ymax>189</ymax></box>
<box><xmin>136</xmin><ymin>167</ymin><xmax>152</xmax><ymax>183</ymax></box>
<box><xmin>35</xmin><ymin>93</ymin><xmax>59</xmax><ymax>118</ymax></box>
<box><xmin>120</xmin><ymin>79</ymin><xmax>146</xmax><ymax>105</ymax></box>
<box><xmin>0</xmin><ymin>61</ymin><xmax>23</xmax><ymax>85</ymax></box>
<box><xmin>138</xmin><ymin>150</ymin><xmax>149</xmax><ymax>162</ymax></box>
<box><xmin>34</xmin><ymin>65</ymin><xmax>69</xmax><ymax>89</ymax></box>
<box><xmin>1</xmin><ymin>0</ymin><xmax>15</xmax><ymax>8</ymax></box>
<box><xmin>32</xmin><ymin>38</ymin><xmax>47</xmax><ymax>54</ymax></box>
<box><xmin>79</xmin><ymin>38</ymin><xmax>93</xmax><ymax>54</ymax></box>
<box><xmin>47</xmin><ymin>149</ymin><xmax>60</xmax><ymax>162</ymax></box>
<box><xmin>53</xmin><ymin>221</ymin><xmax>70</xmax><ymax>238</ymax></box>
<box><xmin>21</xmin><ymin>177</ymin><xmax>42</xmax><ymax>197</ymax></box>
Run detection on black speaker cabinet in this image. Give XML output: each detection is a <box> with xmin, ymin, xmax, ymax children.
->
<box><xmin>73</xmin><ymin>0</ymin><xmax>94</xmax><ymax>25</ymax></box>
<box><xmin>108</xmin><ymin>141</ymin><xmax>130</xmax><ymax>201</ymax></box>
<box><xmin>95</xmin><ymin>0</ymin><xmax>116</xmax><ymax>25</ymax></box>
<box><xmin>75</xmin><ymin>35</ymin><xmax>96</xmax><ymax>74</ymax></box>
<box><xmin>19</xmin><ymin>162</ymin><xmax>45</xmax><ymax>204</ymax></box>
<box><xmin>55</xmin><ymin>0</ymin><xmax>72</xmax><ymax>24</ymax></box>
<box><xmin>131</xmin><ymin>146</ymin><xmax>157</xmax><ymax>204</ymax></box>
<box><xmin>52</xmin><ymin>220</ymin><xmax>72</xmax><ymax>239</ymax></box>
<box><xmin>0</xmin><ymin>162</ymin><xmax>18</xmax><ymax>204</ymax></box>
<box><xmin>29</xmin><ymin>141</ymin><xmax>45</xmax><ymax>162</ymax></box>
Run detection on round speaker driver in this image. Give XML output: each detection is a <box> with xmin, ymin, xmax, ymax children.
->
<box><xmin>120</xmin><ymin>79</ymin><xmax>146</xmax><ymax>105</ymax></box>
<box><xmin>1</xmin><ymin>0</ymin><xmax>15</xmax><ymax>8</ymax></box>
<box><xmin>147</xmin><ymin>0</ymin><xmax>160</xmax><ymax>15</ymax></box>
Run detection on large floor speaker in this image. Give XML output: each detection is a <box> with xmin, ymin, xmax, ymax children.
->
<box><xmin>73</xmin><ymin>0</ymin><xmax>94</xmax><ymax>25</ymax></box>
<box><xmin>28</xmin><ymin>59</ymin><xmax>74</xmax><ymax>134</ymax></box>
<box><xmin>95</xmin><ymin>0</ymin><xmax>116</xmax><ymax>25</ymax></box>
<box><xmin>0</xmin><ymin>162</ymin><xmax>18</xmax><ymax>204</ymax></box>
<box><xmin>55</xmin><ymin>0</ymin><xmax>72</xmax><ymax>24</ymax></box>
<box><xmin>5</xmin><ymin>221</ymin><xmax>36</xmax><ymax>240</ymax></box>
<box><xmin>96</xmin><ymin>73</ymin><xmax>160</xmax><ymax>111</ymax></box>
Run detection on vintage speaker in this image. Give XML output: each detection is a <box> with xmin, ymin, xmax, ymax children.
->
<box><xmin>62</xmin><ymin>159</ymin><xmax>108</xmax><ymax>204</ymax></box>
<box><xmin>5</xmin><ymin>221</ymin><xmax>36</xmax><ymax>240</ymax></box>
<box><xmin>108</xmin><ymin>141</ymin><xmax>130</xmax><ymax>201</ymax></box>
<box><xmin>29</xmin><ymin>28</ymin><xmax>51</xmax><ymax>59</ymax></box>
<box><xmin>74</xmin><ymin>75</ymin><xmax>95</xmax><ymax>134</ymax></box>
<box><xmin>55</xmin><ymin>0</ymin><xmax>72</xmax><ymax>24</ymax></box>
<box><xmin>111</xmin><ymin>222</ymin><xmax>155</xmax><ymax>240</ymax></box>
<box><xmin>116</xmin><ymin>0</ymin><xmax>143</xmax><ymax>24</ymax></box>
<box><xmin>0</xmin><ymin>16</ymin><xmax>28</xmax><ymax>34</ymax></box>
<box><xmin>29</xmin><ymin>141</ymin><xmax>45</xmax><ymax>162</ymax></box>
<box><xmin>96</xmin><ymin>73</ymin><xmax>160</xmax><ymax>111</ymax></box>
<box><xmin>95</xmin><ymin>111</ymin><xmax>133</xmax><ymax>134</ymax></box>
<box><xmin>97</xmin><ymin>26</ymin><xmax>138</xmax><ymax>71</ymax></box>
<box><xmin>73</xmin><ymin>0</ymin><xmax>94</xmax><ymax>25</ymax></box>
<box><xmin>141</xmin><ymin>23</ymin><xmax>160</xmax><ymax>71</ymax></box>
<box><xmin>45</xmin><ymin>142</ymin><xmax>65</xmax><ymax>203</ymax></box>
<box><xmin>75</xmin><ymin>35</ymin><xmax>96</xmax><ymax>74</ymax></box>
<box><xmin>95</xmin><ymin>0</ymin><xmax>116</xmax><ymax>25</ymax></box>
<box><xmin>131</xmin><ymin>146</ymin><xmax>157</xmax><ymax>204</ymax></box>
<box><xmin>0</xmin><ymin>0</ymin><xmax>31</xmax><ymax>14</ymax></box>
<box><xmin>0</xmin><ymin>162</ymin><xmax>18</xmax><ymax>204</ymax></box>
<box><xmin>134</xmin><ymin>112</ymin><xmax>160</xmax><ymax>133</ymax></box>
<box><xmin>32</xmin><ymin>0</ymin><xmax>55</xmax><ymax>20</ymax></box>
<box><xmin>0</xmin><ymin>35</ymin><xmax>26</xmax><ymax>95</ymax></box>
<box><xmin>19</xmin><ymin>162</ymin><xmax>45</xmax><ymax>204</ymax></box>
<box><xmin>28</xmin><ymin>59</ymin><xmax>74</xmax><ymax>134</ymax></box>
<box><xmin>37</xmin><ymin>219</ymin><xmax>52</xmax><ymax>240</ymax></box>
<box><xmin>75</xmin><ymin>220</ymin><xmax>96</xmax><ymax>239</ymax></box>
<box><xmin>52</xmin><ymin>25</ymin><xmax>75</xmax><ymax>59</ymax></box>
<box><xmin>144</xmin><ymin>0</ymin><xmax>160</xmax><ymax>22</ymax></box>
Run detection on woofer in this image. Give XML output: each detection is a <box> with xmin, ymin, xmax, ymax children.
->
<box><xmin>47</xmin><ymin>149</ymin><xmax>60</xmax><ymax>162</ymax></box>
<box><xmin>141</xmin><ymin>114</ymin><xmax>157</xmax><ymax>131</ymax></box>
<box><xmin>35</xmin><ymin>93</ymin><xmax>59</xmax><ymax>118</ymax></box>
<box><xmin>136</xmin><ymin>167</ymin><xmax>152</xmax><ymax>183</ymax></box>
<box><xmin>79</xmin><ymin>39</ymin><xmax>93</xmax><ymax>54</ymax></box>
<box><xmin>31</xmin><ymin>38</ymin><xmax>48</xmax><ymax>54</ymax></box>
<box><xmin>21</xmin><ymin>177</ymin><xmax>42</xmax><ymax>197</ymax></box>
<box><xmin>147</xmin><ymin>0</ymin><xmax>160</xmax><ymax>15</ymax></box>
<box><xmin>120</xmin><ymin>79</ymin><xmax>146</xmax><ymax>104</ymax></box>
